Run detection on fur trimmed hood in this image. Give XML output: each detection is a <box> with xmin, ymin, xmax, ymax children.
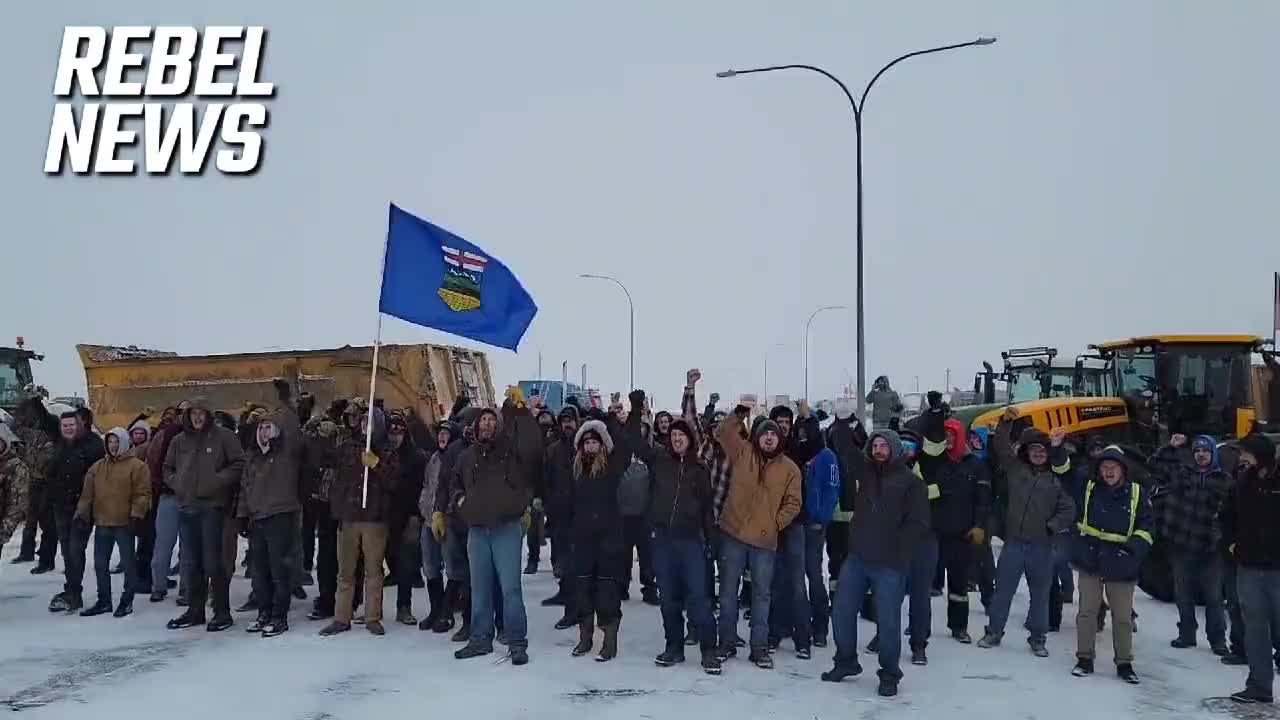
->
<box><xmin>574</xmin><ymin>419</ymin><xmax>614</xmax><ymax>453</ymax></box>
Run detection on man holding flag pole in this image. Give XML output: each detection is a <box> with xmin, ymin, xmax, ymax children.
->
<box><xmin>342</xmin><ymin>203</ymin><xmax>539</xmax><ymax>660</ymax></box>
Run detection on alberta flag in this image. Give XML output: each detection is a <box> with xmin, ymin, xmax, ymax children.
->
<box><xmin>378</xmin><ymin>203</ymin><xmax>537</xmax><ymax>351</ymax></box>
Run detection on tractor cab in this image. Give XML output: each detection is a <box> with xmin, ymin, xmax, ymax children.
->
<box><xmin>0</xmin><ymin>338</ymin><xmax>42</xmax><ymax>414</ymax></box>
<box><xmin>1089</xmin><ymin>334</ymin><xmax>1263</xmax><ymax>454</ymax></box>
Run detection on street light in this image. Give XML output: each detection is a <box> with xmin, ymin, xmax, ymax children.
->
<box><xmin>717</xmin><ymin>36</ymin><xmax>996</xmax><ymax>420</ymax></box>
<box><xmin>763</xmin><ymin>342</ymin><xmax>785</xmax><ymax>407</ymax></box>
<box><xmin>579</xmin><ymin>273</ymin><xmax>635</xmax><ymax>389</ymax></box>
<box><xmin>804</xmin><ymin>305</ymin><xmax>847</xmax><ymax>401</ymax></box>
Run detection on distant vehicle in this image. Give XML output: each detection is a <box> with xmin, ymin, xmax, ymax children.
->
<box><xmin>517</xmin><ymin>380</ymin><xmax>595</xmax><ymax>413</ymax></box>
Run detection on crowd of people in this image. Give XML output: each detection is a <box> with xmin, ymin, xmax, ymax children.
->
<box><xmin>1</xmin><ymin>372</ymin><xmax>1278</xmax><ymax>703</ymax></box>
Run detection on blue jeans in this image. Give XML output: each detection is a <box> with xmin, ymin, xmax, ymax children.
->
<box><xmin>467</xmin><ymin>520</ymin><xmax>527</xmax><ymax>650</ymax></box>
<box><xmin>769</xmin><ymin>524</ymin><xmax>811</xmax><ymax>647</ymax></box>
<box><xmin>653</xmin><ymin>531</ymin><xmax>715</xmax><ymax>650</ymax></box>
<box><xmin>1171</xmin><ymin>549</ymin><xmax>1226</xmax><ymax>645</ymax></box>
<box><xmin>1238</xmin><ymin>568</ymin><xmax>1280</xmax><ymax>698</ymax></box>
<box><xmin>94</xmin><ymin>526</ymin><xmax>137</xmax><ymax>601</ymax></box>
<box><xmin>151</xmin><ymin>495</ymin><xmax>185</xmax><ymax>595</ymax></box>
<box><xmin>420</xmin><ymin>525</ymin><xmax>444</xmax><ymax>581</ymax></box>
<box><xmin>906</xmin><ymin>533</ymin><xmax>940</xmax><ymax>648</ymax></box>
<box><xmin>718</xmin><ymin>534</ymin><xmax>775</xmax><ymax>650</ymax></box>
<box><xmin>832</xmin><ymin>555</ymin><xmax>907</xmax><ymax>679</ymax></box>
<box><xmin>986</xmin><ymin>540</ymin><xmax>1053</xmax><ymax>642</ymax></box>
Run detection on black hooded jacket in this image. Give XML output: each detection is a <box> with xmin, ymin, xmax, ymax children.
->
<box><xmin>632</xmin><ymin>419</ymin><xmax>713</xmax><ymax>540</ymax></box>
<box><xmin>46</xmin><ymin>430</ymin><xmax>106</xmax><ymax>510</ymax></box>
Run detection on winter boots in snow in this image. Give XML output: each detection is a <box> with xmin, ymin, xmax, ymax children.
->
<box><xmin>454</xmin><ymin>642</ymin><xmax>492</xmax><ymax>660</ymax></box>
<box><xmin>450</xmin><ymin>585</ymin><xmax>471</xmax><ymax>642</ymax></box>
<box><xmin>700</xmin><ymin>646</ymin><xmax>723</xmax><ymax>675</ymax></box>
<box><xmin>420</xmin><ymin>578</ymin><xmax>445</xmax><ymax>631</ymax></box>
<box><xmin>1072</xmin><ymin>658</ymin><xmax>1094</xmax><ymax>676</ymax></box>
<box><xmin>247</xmin><ymin>615</ymin><xmax>268</xmax><ymax>633</ymax></box>
<box><xmin>597</xmin><ymin>621</ymin><xmax>619</xmax><ymax>662</ymax></box>
<box><xmin>395</xmin><ymin>607</ymin><xmax>416</xmax><ymax>626</ymax></box>
<box><xmin>572</xmin><ymin>617</ymin><xmax>594</xmax><ymax>657</ymax></box>
<box><xmin>113</xmin><ymin>593</ymin><xmax>133</xmax><ymax>618</ymax></box>
<box><xmin>911</xmin><ymin>647</ymin><xmax>928</xmax><ymax>665</ymax></box>
<box><xmin>1028</xmin><ymin>638</ymin><xmax>1049</xmax><ymax>658</ymax></box>
<box><xmin>748</xmin><ymin>647</ymin><xmax>773</xmax><ymax>669</ymax></box>
<box><xmin>433</xmin><ymin>580</ymin><xmax>458</xmax><ymax>633</ymax></box>
<box><xmin>49</xmin><ymin>592</ymin><xmax>83</xmax><ymax>613</ymax></box>
<box><xmin>655</xmin><ymin>645</ymin><xmax>685</xmax><ymax>667</ymax></box>
<box><xmin>877</xmin><ymin>672</ymin><xmax>899</xmax><ymax>697</ymax></box>
<box><xmin>167</xmin><ymin>610</ymin><xmax>206</xmax><ymax>629</ymax></box>
<box><xmin>1117</xmin><ymin>663</ymin><xmax>1139</xmax><ymax>684</ymax></box>
<box><xmin>318</xmin><ymin>621</ymin><xmax>351</xmax><ymax>636</ymax></box>
<box><xmin>977</xmin><ymin>631</ymin><xmax>1002</xmax><ymax>648</ymax></box>
<box><xmin>80</xmin><ymin>598</ymin><xmax>114</xmax><ymax>617</ymax></box>
<box><xmin>262</xmin><ymin>618</ymin><xmax>288</xmax><ymax>637</ymax></box>
<box><xmin>821</xmin><ymin>660</ymin><xmax>863</xmax><ymax>683</ymax></box>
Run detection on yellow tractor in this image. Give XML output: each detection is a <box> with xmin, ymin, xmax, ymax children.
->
<box><xmin>970</xmin><ymin>334</ymin><xmax>1269</xmax><ymax>455</ymax></box>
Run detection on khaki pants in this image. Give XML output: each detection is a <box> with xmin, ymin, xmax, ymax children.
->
<box><xmin>336</xmin><ymin>522</ymin><xmax>387</xmax><ymax>624</ymax></box>
<box><xmin>1076</xmin><ymin>572</ymin><xmax>1135</xmax><ymax>664</ymax></box>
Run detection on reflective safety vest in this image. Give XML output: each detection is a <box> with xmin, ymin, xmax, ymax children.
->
<box><xmin>1077</xmin><ymin>481</ymin><xmax>1154</xmax><ymax>546</ymax></box>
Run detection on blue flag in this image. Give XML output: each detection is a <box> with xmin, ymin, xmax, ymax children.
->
<box><xmin>379</xmin><ymin>204</ymin><xmax>537</xmax><ymax>351</ymax></box>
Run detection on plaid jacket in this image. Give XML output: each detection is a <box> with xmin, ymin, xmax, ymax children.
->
<box><xmin>1149</xmin><ymin>446</ymin><xmax>1231</xmax><ymax>552</ymax></box>
<box><xmin>682</xmin><ymin>387</ymin><xmax>733</xmax><ymax>523</ymax></box>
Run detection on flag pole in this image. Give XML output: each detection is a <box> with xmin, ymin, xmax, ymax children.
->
<box><xmin>363</xmin><ymin>229</ymin><xmax>391</xmax><ymax>508</ymax></box>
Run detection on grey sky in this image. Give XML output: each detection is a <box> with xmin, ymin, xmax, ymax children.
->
<box><xmin>4</xmin><ymin>1</ymin><xmax>1278</xmax><ymax>409</ymax></box>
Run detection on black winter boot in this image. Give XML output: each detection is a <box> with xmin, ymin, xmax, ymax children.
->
<box><xmin>420</xmin><ymin>578</ymin><xmax>445</xmax><ymax>631</ymax></box>
<box><xmin>450</xmin><ymin>586</ymin><xmax>470</xmax><ymax>642</ymax></box>
<box><xmin>573</xmin><ymin>617</ymin><xmax>595</xmax><ymax>657</ymax></box>
<box><xmin>113</xmin><ymin>593</ymin><xmax>134</xmax><ymax>618</ymax></box>
<box><xmin>80</xmin><ymin>598</ymin><xmax>114</xmax><ymax>617</ymax></box>
<box><xmin>596</xmin><ymin>621</ymin><xmax>619</xmax><ymax>662</ymax></box>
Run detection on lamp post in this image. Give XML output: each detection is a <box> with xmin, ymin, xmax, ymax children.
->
<box><xmin>763</xmin><ymin>342</ymin><xmax>785</xmax><ymax>407</ymax></box>
<box><xmin>581</xmin><ymin>272</ymin><xmax>634</xmax><ymax>386</ymax></box>
<box><xmin>717</xmin><ymin>36</ymin><xmax>996</xmax><ymax>420</ymax></box>
<box><xmin>579</xmin><ymin>274</ymin><xmax>635</xmax><ymax>390</ymax></box>
<box><xmin>804</xmin><ymin>305</ymin><xmax>847</xmax><ymax>401</ymax></box>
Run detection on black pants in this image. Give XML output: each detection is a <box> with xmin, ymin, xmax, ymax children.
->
<box><xmin>551</xmin><ymin>520</ymin><xmax>575</xmax><ymax>616</ymax></box>
<box><xmin>622</xmin><ymin>515</ymin><xmax>655</xmax><ymax>594</ymax></box>
<box><xmin>251</xmin><ymin>512</ymin><xmax>297</xmax><ymax>620</ymax></box>
<box><xmin>938</xmin><ymin>533</ymin><xmax>973</xmax><ymax>632</ymax></box>
<box><xmin>178</xmin><ymin>507</ymin><xmax>230</xmax><ymax>618</ymax></box>
<box><xmin>134</xmin><ymin>502</ymin><xmax>158</xmax><ymax>591</ymax></box>
<box><xmin>301</xmin><ymin>500</ymin><xmax>320</xmax><ymax>572</ymax></box>
<box><xmin>576</xmin><ymin>541</ymin><xmax>627</xmax><ymax>626</ymax></box>
<box><xmin>826</xmin><ymin>521</ymin><xmax>849</xmax><ymax>583</ymax></box>
<box><xmin>973</xmin><ymin>540</ymin><xmax>996</xmax><ymax>605</ymax></box>
<box><xmin>315</xmin><ymin>503</ymin><xmax>339</xmax><ymax>614</ymax></box>
<box><xmin>20</xmin><ymin>484</ymin><xmax>58</xmax><ymax>565</ymax></box>
<box><xmin>527</xmin><ymin>509</ymin><xmax>544</xmax><ymax>564</ymax></box>
<box><xmin>388</xmin><ymin>516</ymin><xmax>422</xmax><ymax>610</ymax></box>
<box><xmin>52</xmin><ymin>506</ymin><xmax>89</xmax><ymax>598</ymax></box>
<box><xmin>94</xmin><ymin>526</ymin><xmax>137</xmax><ymax>602</ymax></box>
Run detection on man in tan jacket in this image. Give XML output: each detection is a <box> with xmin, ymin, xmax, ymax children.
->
<box><xmin>714</xmin><ymin>405</ymin><xmax>802</xmax><ymax>669</ymax></box>
<box><xmin>75</xmin><ymin>427</ymin><xmax>151</xmax><ymax>618</ymax></box>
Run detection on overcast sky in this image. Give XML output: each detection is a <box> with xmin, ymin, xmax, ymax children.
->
<box><xmin>3</xmin><ymin>1</ymin><xmax>1278</xmax><ymax>409</ymax></box>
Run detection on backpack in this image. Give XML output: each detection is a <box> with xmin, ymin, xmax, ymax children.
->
<box><xmin>617</xmin><ymin>455</ymin><xmax>650</xmax><ymax>517</ymax></box>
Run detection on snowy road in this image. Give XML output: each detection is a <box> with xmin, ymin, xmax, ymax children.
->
<box><xmin>0</xmin><ymin>535</ymin><xmax>1264</xmax><ymax>720</ymax></box>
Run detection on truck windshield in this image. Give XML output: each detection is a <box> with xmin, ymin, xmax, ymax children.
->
<box><xmin>1157</xmin><ymin>345</ymin><xmax>1252</xmax><ymax>434</ymax></box>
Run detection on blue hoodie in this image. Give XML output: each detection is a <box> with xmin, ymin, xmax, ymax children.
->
<box><xmin>804</xmin><ymin>447</ymin><xmax>841</xmax><ymax>524</ymax></box>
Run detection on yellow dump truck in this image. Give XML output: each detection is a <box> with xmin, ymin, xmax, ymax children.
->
<box><xmin>78</xmin><ymin>343</ymin><xmax>497</xmax><ymax>431</ymax></box>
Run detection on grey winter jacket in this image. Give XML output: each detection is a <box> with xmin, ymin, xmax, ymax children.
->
<box><xmin>991</xmin><ymin>422</ymin><xmax>1076</xmax><ymax>544</ymax></box>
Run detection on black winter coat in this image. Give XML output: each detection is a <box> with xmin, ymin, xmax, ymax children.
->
<box><xmin>46</xmin><ymin>432</ymin><xmax>106</xmax><ymax>510</ymax></box>
<box><xmin>567</xmin><ymin>412</ymin><xmax>638</xmax><ymax>550</ymax></box>
<box><xmin>1218</xmin><ymin>467</ymin><xmax>1280</xmax><ymax>571</ymax></box>
<box><xmin>633</xmin><ymin>424</ymin><xmax>713</xmax><ymax>540</ymax></box>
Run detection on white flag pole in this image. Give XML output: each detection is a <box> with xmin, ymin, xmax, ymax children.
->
<box><xmin>363</xmin><ymin>230</ymin><xmax>390</xmax><ymax>508</ymax></box>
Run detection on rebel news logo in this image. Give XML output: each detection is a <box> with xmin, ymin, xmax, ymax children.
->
<box><xmin>44</xmin><ymin>26</ymin><xmax>273</xmax><ymax>176</ymax></box>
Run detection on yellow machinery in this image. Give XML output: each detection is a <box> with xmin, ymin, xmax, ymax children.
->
<box><xmin>970</xmin><ymin>334</ymin><xmax>1266</xmax><ymax>455</ymax></box>
<box><xmin>78</xmin><ymin>343</ymin><xmax>496</xmax><ymax>431</ymax></box>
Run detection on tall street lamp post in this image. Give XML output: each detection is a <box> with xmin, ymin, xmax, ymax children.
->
<box><xmin>717</xmin><ymin>36</ymin><xmax>996</xmax><ymax>420</ymax></box>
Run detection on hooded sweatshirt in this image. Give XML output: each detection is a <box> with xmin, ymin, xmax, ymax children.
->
<box><xmin>715</xmin><ymin>412</ymin><xmax>803</xmax><ymax>551</ymax></box>
<box><xmin>76</xmin><ymin>427</ymin><xmax>151</xmax><ymax>527</ymax></box>
<box><xmin>634</xmin><ymin>417</ymin><xmax>714</xmax><ymax>539</ymax></box>
<box><xmin>237</xmin><ymin>417</ymin><xmax>303</xmax><ymax>521</ymax></box>
<box><xmin>843</xmin><ymin>430</ymin><xmax>931</xmax><ymax>571</ymax></box>
<box><xmin>452</xmin><ymin>402</ymin><xmax>543</xmax><ymax>529</ymax></box>
<box><xmin>0</xmin><ymin>426</ymin><xmax>30</xmax><ymax>548</ymax></box>
<box><xmin>1217</xmin><ymin>435</ymin><xmax>1280</xmax><ymax>570</ymax></box>
<box><xmin>1148</xmin><ymin>435</ymin><xmax>1231</xmax><ymax>553</ymax></box>
<box><xmin>990</xmin><ymin>422</ymin><xmax>1076</xmax><ymax>544</ymax></box>
<box><xmin>163</xmin><ymin>397</ymin><xmax>245</xmax><ymax>510</ymax></box>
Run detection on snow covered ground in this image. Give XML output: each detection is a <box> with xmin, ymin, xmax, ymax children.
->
<box><xmin>0</xmin><ymin>534</ymin><xmax>1264</xmax><ymax>720</ymax></box>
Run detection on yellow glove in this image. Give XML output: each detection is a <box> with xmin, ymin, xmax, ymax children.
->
<box><xmin>361</xmin><ymin>450</ymin><xmax>380</xmax><ymax>469</ymax></box>
<box><xmin>521</xmin><ymin>510</ymin><xmax>532</xmax><ymax>532</ymax></box>
<box><xmin>506</xmin><ymin>386</ymin><xmax>527</xmax><ymax>407</ymax></box>
<box><xmin>431</xmin><ymin>512</ymin><xmax>447</xmax><ymax>541</ymax></box>
<box><xmin>966</xmin><ymin>527</ymin><xmax>986</xmax><ymax>546</ymax></box>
